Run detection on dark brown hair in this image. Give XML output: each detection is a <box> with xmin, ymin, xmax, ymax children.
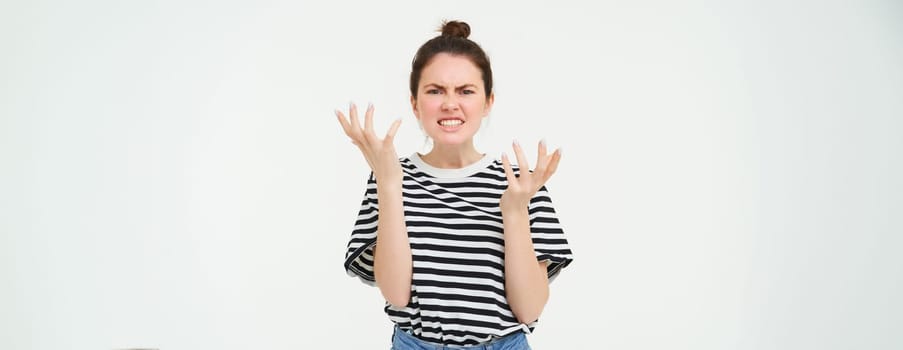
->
<box><xmin>409</xmin><ymin>20</ymin><xmax>493</xmax><ymax>100</ymax></box>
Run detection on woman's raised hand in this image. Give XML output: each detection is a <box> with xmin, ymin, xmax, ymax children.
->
<box><xmin>336</xmin><ymin>103</ymin><xmax>403</xmax><ymax>185</ymax></box>
<box><xmin>500</xmin><ymin>140</ymin><xmax>562</xmax><ymax>213</ymax></box>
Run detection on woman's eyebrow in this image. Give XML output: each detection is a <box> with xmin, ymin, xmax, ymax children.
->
<box><xmin>423</xmin><ymin>83</ymin><xmax>477</xmax><ymax>89</ymax></box>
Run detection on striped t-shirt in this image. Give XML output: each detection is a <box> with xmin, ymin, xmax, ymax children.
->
<box><xmin>344</xmin><ymin>152</ymin><xmax>573</xmax><ymax>346</ymax></box>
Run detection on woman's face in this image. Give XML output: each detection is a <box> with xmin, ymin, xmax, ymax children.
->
<box><xmin>411</xmin><ymin>53</ymin><xmax>493</xmax><ymax>147</ymax></box>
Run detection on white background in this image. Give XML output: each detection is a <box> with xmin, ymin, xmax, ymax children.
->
<box><xmin>2</xmin><ymin>0</ymin><xmax>901</xmax><ymax>349</ymax></box>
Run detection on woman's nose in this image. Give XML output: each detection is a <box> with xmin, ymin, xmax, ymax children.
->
<box><xmin>441</xmin><ymin>97</ymin><xmax>459</xmax><ymax>111</ymax></box>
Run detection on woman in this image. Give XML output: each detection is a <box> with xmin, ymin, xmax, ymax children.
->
<box><xmin>337</xmin><ymin>20</ymin><xmax>573</xmax><ymax>349</ymax></box>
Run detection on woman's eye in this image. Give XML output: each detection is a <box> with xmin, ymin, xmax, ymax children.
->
<box><xmin>461</xmin><ymin>89</ymin><xmax>475</xmax><ymax>95</ymax></box>
<box><xmin>426</xmin><ymin>89</ymin><xmax>441</xmax><ymax>94</ymax></box>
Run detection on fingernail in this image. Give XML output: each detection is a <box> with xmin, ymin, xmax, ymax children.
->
<box><xmin>558</xmin><ymin>147</ymin><xmax>563</xmax><ymax>156</ymax></box>
<box><xmin>540</xmin><ymin>138</ymin><xmax>547</xmax><ymax>147</ymax></box>
<box><xmin>368</xmin><ymin>102</ymin><xmax>373</xmax><ymax>110</ymax></box>
<box><xmin>335</xmin><ymin>109</ymin><xmax>341</xmax><ymax>116</ymax></box>
<box><xmin>513</xmin><ymin>139</ymin><xmax>520</xmax><ymax>147</ymax></box>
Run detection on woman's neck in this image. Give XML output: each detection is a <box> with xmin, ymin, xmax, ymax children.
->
<box><xmin>420</xmin><ymin>143</ymin><xmax>484</xmax><ymax>169</ymax></box>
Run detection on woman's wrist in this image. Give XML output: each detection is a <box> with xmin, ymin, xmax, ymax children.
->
<box><xmin>500</xmin><ymin>205</ymin><xmax>530</xmax><ymax>218</ymax></box>
<box><xmin>376</xmin><ymin>181</ymin><xmax>403</xmax><ymax>194</ymax></box>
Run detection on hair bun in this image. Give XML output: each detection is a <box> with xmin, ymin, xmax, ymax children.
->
<box><xmin>440</xmin><ymin>20</ymin><xmax>471</xmax><ymax>39</ymax></box>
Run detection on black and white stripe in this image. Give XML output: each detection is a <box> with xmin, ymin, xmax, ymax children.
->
<box><xmin>344</xmin><ymin>153</ymin><xmax>573</xmax><ymax>346</ymax></box>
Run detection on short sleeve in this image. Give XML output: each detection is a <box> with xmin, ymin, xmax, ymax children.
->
<box><xmin>343</xmin><ymin>172</ymin><xmax>379</xmax><ymax>286</ymax></box>
<box><xmin>529</xmin><ymin>185</ymin><xmax>574</xmax><ymax>282</ymax></box>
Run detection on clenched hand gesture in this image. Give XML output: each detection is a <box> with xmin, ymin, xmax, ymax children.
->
<box><xmin>500</xmin><ymin>140</ymin><xmax>562</xmax><ymax>213</ymax></box>
<box><xmin>336</xmin><ymin>103</ymin><xmax>403</xmax><ymax>185</ymax></box>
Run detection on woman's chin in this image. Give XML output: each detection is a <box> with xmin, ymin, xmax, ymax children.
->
<box><xmin>430</xmin><ymin>133</ymin><xmax>475</xmax><ymax>147</ymax></box>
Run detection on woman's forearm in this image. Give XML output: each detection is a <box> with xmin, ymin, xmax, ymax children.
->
<box><xmin>502</xmin><ymin>208</ymin><xmax>550</xmax><ymax>323</ymax></box>
<box><xmin>373</xmin><ymin>183</ymin><xmax>413</xmax><ymax>307</ymax></box>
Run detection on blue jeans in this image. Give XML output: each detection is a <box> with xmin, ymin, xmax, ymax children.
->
<box><xmin>391</xmin><ymin>325</ymin><xmax>531</xmax><ymax>350</ymax></box>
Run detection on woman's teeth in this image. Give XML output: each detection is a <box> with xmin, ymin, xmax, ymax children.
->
<box><xmin>439</xmin><ymin>120</ymin><xmax>463</xmax><ymax>126</ymax></box>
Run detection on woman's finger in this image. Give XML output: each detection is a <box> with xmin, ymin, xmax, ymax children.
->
<box><xmin>339</xmin><ymin>108</ymin><xmax>367</xmax><ymax>149</ymax></box>
<box><xmin>349</xmin><ymin>102</ymin><xmax>362</xmax><ymax>134</ymax></box>
<box><xmin>336</xmin><ymin>109</ymin><xmax>351</xmax><ymax>135</ymax></box>
<box><xmin>384</xmin><ymin>118</ymin><xmax>402</xmax><ymax>144</ymax></box>
<box><xmin>363</xmin><ymin>103</ymin><xmax>377</xmax><ymax>142</ymax></box>
<box><xmin>501</xmin><ymin>152</ymin><xmax>519</xmax><ymax>189</ymax></box>
<box><xmin>512</xmin><ymin>140</ymin><xmax>530</xmax><ymax>182</ymax></box>
<box><xmin>534</xmin><ymin>139</ymin><xmax>549</xmax><ymax>179</ymax></box>
<box><xmin>537</xmin><ymin>139</ymin><xmax>548</xmax><ymax>163</ymax></box>
<box><xmin>544</xmin><ymin>148</ymin><xmax>562</xmax><ymax>182</ymax></box>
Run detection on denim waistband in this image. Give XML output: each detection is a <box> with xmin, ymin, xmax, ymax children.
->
<box><xmin>391</xmin><ymin>325</ymin><xmax>530</xmax><ymax>350</ymax></box>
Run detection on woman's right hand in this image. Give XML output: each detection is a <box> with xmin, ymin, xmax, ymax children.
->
<box><xmin>336</xmin><ymin>103</ymin><xmax>403</xmax><ymax>185</ymax></box>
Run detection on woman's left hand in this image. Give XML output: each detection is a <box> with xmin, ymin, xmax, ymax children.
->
<box><xmin>500</xmin><ymin>140</ymin><xmax>562</xmax><ymax>213</ymax></box>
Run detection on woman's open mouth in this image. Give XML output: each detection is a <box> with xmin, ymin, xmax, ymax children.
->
<box><xmin>438</xmin><ymin>118</ymin><xmax>464</xmax><ymax>131</ymax></box>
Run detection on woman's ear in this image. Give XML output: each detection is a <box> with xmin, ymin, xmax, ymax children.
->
<box><xmin>410</xmin><ymin>95</ymin><xmax>420</xmax><ymax>119</ymax></box>
<box><xmin>483</xmin><ymin>92</ymin><xmax>495</xmax><ymax>117</ymax></box>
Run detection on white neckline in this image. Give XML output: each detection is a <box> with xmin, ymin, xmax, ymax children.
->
<box><xmin>409</xmin><ymin>152</ymin><xmax>494</xmax><ymax>178</ymax></box>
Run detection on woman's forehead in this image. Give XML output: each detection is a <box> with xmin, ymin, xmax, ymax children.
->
<box><xmin>420</xmin><ymin>54</ymin><xmax>483</xmax><ymax>86</ymax></box>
